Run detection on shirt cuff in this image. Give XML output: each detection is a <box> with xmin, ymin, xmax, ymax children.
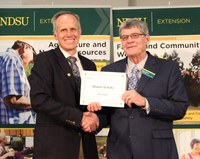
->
<box><xmin>142</xmin><ymin>98</ymin><xmax>150</xmax><ymax>114</ymax></box>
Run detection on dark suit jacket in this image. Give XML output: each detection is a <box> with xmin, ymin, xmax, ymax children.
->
<box><xmin>98</xmin><ymin>52</ymin><xmax>189</xmax><ymax>159</ymax></box>
<box><xmin>29</xmin><ymin>47</ymin><xmax>98</xmax><ymax>159</ymax></box>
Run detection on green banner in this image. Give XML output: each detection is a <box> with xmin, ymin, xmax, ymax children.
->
<box><xmin>113</xmin><ymin>7</ymin><xmax>200</xmax><ymax>36</ymax></box>
<box><xmin>0</xmin><ymin>7</ymin><xmax>110</xmax><ymax>35</ymax></box>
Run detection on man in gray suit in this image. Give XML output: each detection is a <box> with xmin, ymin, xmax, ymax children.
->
<box><xmin>29</xmin><ymin>11</ymin><xmax>99</xmax><ymax>159</ymax></box>
<box><xmin>86</xmin><ymin>19</ymin><xmax>189</xmax><ymax>159</ymax></box>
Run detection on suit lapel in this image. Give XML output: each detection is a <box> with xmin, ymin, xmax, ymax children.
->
<box><xmin>137</xmin><ymin>52</ymin><xmax>157</xmax><ymax>93</ymax></box>
<box><xmin>130</xmin><ymin>53</ymin><xmax>157</xmax><ymax>114</ymax></box>
<box><xmin>78</xmin><ymin>54</ymin><xmax>88</xmax><ymax>70</ymax></box>
<box><xmin>78</xmin><ymin>54</ymin><xmax>96</xmax><ymax>71</ymax></box>
<box><xmin>54</xmin><ymin>48</ymin><xmax>77</xmax><ymax>91</ymax></box>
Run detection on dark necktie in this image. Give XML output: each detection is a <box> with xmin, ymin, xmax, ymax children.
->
<box><xmin>128</xmin><ymin>66</ymin><xmax>139</xmax><ymax>90</ymax></box>
<box><xmin>67</xmin><ymin>56</ymin><xmax>81</xmax><ymax>90</ymax></box>
<box><xmin>67</xmin><ymin>56</ymin><xmax>80</xmax><ymax>77</ymax></box>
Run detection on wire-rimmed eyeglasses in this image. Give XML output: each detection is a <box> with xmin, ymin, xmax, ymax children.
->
<box><xmin>120</xmin><ymin>33</ymin><xmax>146</xmax><ymax>41</ymax></box>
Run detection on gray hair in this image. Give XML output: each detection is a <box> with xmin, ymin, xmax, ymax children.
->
<box><xmin>51</xmin><ymin>11</ymin><xmax>81</xmax><ymax>33</ymax></box>
<box><xmin>119</xmin><ymin>18</ymin><xmax>149</xmax><ymax>37</ymax></box>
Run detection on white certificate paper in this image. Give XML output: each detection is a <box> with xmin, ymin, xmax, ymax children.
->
<box><xmin>80</xmin><ymin>70</ymin><xmax>127</xmax><ymax>107</ymax></box>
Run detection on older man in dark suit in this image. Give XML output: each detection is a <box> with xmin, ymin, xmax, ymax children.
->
<box><xmin>29</xmin><ymin>11</ymin><xmax>99</xmax><ymax>159</ymax></box>
<box><xmin>87</xmin><ymin>19</ymin><xmax>189</xmax><ymax>159</ymax></box>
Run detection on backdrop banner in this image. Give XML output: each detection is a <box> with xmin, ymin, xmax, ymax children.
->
<box><xmin>112</xmin><ymin>6</ymin><xmax>200</xmax><ymax>124</ymax></box>
<box><xmin>0</xmin><ymin>7</ymin><xmax>111</xmax><ymax>71</ymax></box>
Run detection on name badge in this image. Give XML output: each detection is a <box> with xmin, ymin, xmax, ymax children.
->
<box><xmin>142</xmin><ymin>68</ymin><xmax>155</xmax><ymax>78</ymax></box>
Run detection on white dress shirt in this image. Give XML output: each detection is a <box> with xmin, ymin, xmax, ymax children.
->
<box><xmin>60</xmin><ymin>47</ymin><xmax>83</xmax><ymax>75</ymax></box>
<box><xmin>126</xmin><ymin>54</ymin><xmax>150</xmax><ymax>114</ymax></box>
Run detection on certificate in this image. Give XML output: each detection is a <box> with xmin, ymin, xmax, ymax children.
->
<box><xmin>80</xmin><ymin>70</ymin><xmax>127</xmax><ymax>107</ymax></box>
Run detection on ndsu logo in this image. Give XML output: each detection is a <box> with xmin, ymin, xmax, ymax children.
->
<box><xmin>116</xmin><ymin>17</ymin><xmax>147</xmax><ymax>27</ymax></box>
<box><xmin>0</xmin><ymin>17</ymin><xmax>29</xmax><ymax>26</ymax></box>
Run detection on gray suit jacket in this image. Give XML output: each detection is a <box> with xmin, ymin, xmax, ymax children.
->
<box><xmin>98</xmin><ymin>52</ymin><xmax>189</xmax><ymax>159</ymax></box>
<box><xmin>29</xmin><ymin>47</ymin><xmax>98</xmax><ymax>159</ymax></box>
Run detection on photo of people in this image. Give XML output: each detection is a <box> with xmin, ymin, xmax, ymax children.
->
<box><xmin>160</xmin><ymin>50</ymin><xmax>200</xmax><ymax>107</ymax></box>
<box><xmin>0</xmin><ymin>40</ymin><xmax>37</xmax><ymax>124</ymax></box>
<box><xmin>0</xmin><ymin>3</ymin><xmax>200</xmax><ymax>159</ymax></box>
<box><xmin>0</xmin><ymin>128</ymin><xmax>34</xmax><ymax>159</ymax></box>
<box><xmin>180</xmin><ymin>138</ymin><xmax>200</xmax><ymax>159</ymax></box>
<box><xmin>173</xmin><ymin>129</ymin><xmax>200</xmax><ymax>159</ymax></box>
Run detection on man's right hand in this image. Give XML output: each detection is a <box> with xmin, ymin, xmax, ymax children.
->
<box><xmin>81</xmin><ymin>112</ymin><xmax>99</xmax><ymax>133</ymax></box>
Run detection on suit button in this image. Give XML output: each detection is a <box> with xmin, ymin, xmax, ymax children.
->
<box><xmin>129</xmin><ymin>116</ymin><xmax>133</xmax><ymax>119</ymax></box>
<box><xmin>129</xmin><ymin>135</ymin><xmax>131</xmax><ymax>138</ymax></box>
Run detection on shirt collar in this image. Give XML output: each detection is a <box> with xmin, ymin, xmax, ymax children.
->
<box><xmin>59</xmin><ymin>47</ymin><xmax>79</xmax><ymax>59</ymax></box>
<box><xmin>127</xmin><ymin>54</ymin><xmax>148</xmax><ymax>71</ymax></box>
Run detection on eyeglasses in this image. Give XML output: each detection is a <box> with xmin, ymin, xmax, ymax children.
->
<box><xmin>120</xmin><ymin>33</ymin><xmax>146</xmax><ymax>41</ymax></box>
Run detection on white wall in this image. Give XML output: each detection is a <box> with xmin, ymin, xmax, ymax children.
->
<box><xmin>0</xmin><ymin>0</ymin><xmax>129</xmax><ymax>7</ymax></box>
<box><xmin>130</xmin><ymin>0</ymin><xmax>200</xmax><ymax>6</ymax></box>
<box><xmin>1</xmin><ymin>0</ymin><xmax>200</xmax><ymax>7</ymax></box>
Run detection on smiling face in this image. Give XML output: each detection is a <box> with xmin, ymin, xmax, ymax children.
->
<box><xmin>192</xmin><ymin>143</ymin><xmax>200</xmax><ymax>154</ymax></box>
<box><xmin>53</xmin><ymin>14</ymin><xmax>81</xmax><ymax>55</ymax></box>
<box><xmin>121</xmin><ymin>27</ymin><xmax>150</xmax><ymax>59</ymax></box>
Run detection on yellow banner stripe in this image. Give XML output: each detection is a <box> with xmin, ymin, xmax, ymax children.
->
<box><xmin>114</xmin><ymin>35</ymin><xmax>200</xmax><ymax>42</ymax></box>
<box><xmin>0</xmin><ymin>36</ymin><xmax>54</xmax><ymax>40</ymax></box>
<box><xmin>80</xmin><ymin>35</ymin><xmax>110</xmax><ymax>40</ymax></box>
<box><xmin>0</xmin><ymin>35</ymin><xmax>110</xmax><ymax>41</ymax></box>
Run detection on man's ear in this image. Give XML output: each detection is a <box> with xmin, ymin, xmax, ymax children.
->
<box><xmin>53</xmin><ymin>31</ymin><xmax>57</xmax><ymax>40</ymax></box>
<box><xmin>145</xmin><ymin>34</ymin><xmax>150</xmax><ymax>45</ymax></box>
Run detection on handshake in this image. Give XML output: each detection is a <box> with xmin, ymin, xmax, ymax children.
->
<box><xmin>81</xmin><ymin>112</ymin><xmax>99</xmax><ymax>133</ymax></box>
<box><xmin>81</xmin><ymin>102</ymin><xmax>102</xmax><ymax>133</ymax></box>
